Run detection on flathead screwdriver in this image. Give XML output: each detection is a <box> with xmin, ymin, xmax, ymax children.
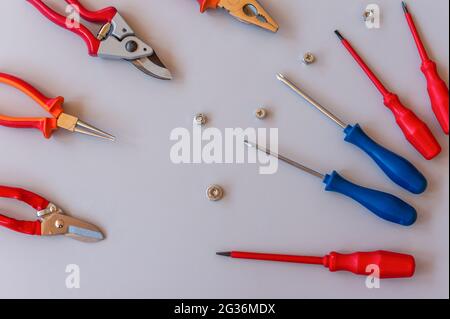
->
<box><xmin>335</xmin><ymin>30</ymin><xmax>441</xmax><ymax>160</ymax></box>
<box><xmin>402</xmin><ymin>2</ymin><xmax>449</xmax><ymax>134</ymax></box>
<box><xmin>245</xmin><ymin>141</ymin><xmax>417</xmax><ymax>226</ymax></box>
<box><xmin>217</xmin><ymin>250</ymin><xmax>416</xmax><ymax>279</ymax></box>
<box><xmin>277</xmin><ymin>74</ymin><xmax>427</xmax><ymax>194</ymax></box>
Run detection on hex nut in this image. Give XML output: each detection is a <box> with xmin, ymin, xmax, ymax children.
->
<box><xmin>194</xmin><ymin>113</ymin><xmax>207</xmax><ymax>126</ymax></box>
<box><xmin>302</xmin><ymin>52</ymin><xmax>316</xmax><ymax>65</ymax></box>
<box><xmin>255</xmin><ymin>108</ymin><xmax>268</xmax><ymax>119</ymax></box>
<box><xmin>207</xmin><ymin>185</ymin><xmax>224</xmax><ymax>201</ymax></box>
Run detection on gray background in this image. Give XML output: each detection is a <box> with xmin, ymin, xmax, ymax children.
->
<box><xmin>0</xmin><ymin>0</ymin><xmax>448</xmax><ymax>299</ymax></box>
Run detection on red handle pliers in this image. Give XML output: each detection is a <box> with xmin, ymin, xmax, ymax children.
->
<box><xmin>0</xmin><ymin>186</ymin><xmax>104</xmax><ymax>242</ymax></box>
<box><xmin>27</xmin><ymin>0</ymin><xmax>172</xmax><ymax>80</ymax></box>
<box><xmin>196</xmin><ymin>0</ymin><xmax>278</xmax><ymax>32</ymax></box>
<box><xmin>0</xmin><ymin>72</ymin><xmax>114</xmax><ymax>141</ymax></box>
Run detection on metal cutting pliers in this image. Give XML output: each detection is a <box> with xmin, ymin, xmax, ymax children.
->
<box><xmin>0</xmin><ymin>72</ymin><xmax>114</xmax><ymax>141</ymax></box>
<box><xmin>196</xmin><ymin>0</ymin><xmax>279</xmax><ymax>32</ymax></box>
<box><xmin>0</xmin><ymin>186</ymin><xmax>104</xmax><ymax>242</ymax></box>
<box><xmin>27</xmin><ymin>0</ymin><xmax>172</xmax><ymax>80</ymax></box>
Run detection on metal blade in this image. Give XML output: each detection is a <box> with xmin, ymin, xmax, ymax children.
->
<box><xmin>67</xmin><ymin>225</ymin><xmax>104</xmax><ymax>243</ymax></box>
<box><xmin>131</xmin><ymin>53</ymin><xmax>173</xmax><ymax>80</ymax></box>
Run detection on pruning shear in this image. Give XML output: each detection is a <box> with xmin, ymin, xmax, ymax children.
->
<box><xmin>197</xmin><ymin>0</ymin><xmax>278</xmax><ymax>32</ymax></box>
<box><xmin>0</xmin><ymin>186</ymin><xmax>104</xmax><ymax>242</ymax></box>
<box><xmin>27</xmin><ymin>0</ymin><xmax>172</xmax><ymax>80</ymax></box>
<box><xmin>0</xmin><ymin>73</ymin><xmax>114</xmax><ymax>141</ymax></box>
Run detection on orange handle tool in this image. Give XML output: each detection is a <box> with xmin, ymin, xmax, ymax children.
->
<box><xmin>197</xmin><ymin>0</ymin><xmax>220</xmax><ymax>12</ymax></box>
<box><xmin>0</xmin><ymin>73</ymin><xmax>64</xmax><ymax>138</ymax></box>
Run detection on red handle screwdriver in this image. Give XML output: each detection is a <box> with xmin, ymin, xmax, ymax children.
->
<box><xmin>335</xmin><ymin>30</ymin><xmax>441</xmax><ymax>160</ymax></box>
<box><xmin>402</xmin><ymin>2</ymin><xmax>449</xmax><ymax>135</ymax></box>
<box><xmin>217</xmin><ymin>250</ymin><xmax>415</xmax><ymax>279</ymax></box>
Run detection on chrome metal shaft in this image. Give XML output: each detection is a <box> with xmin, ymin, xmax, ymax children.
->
<box><xmin>244</xmin><ymin>140</ymin><xmax>325</xmax><ymax>179</ymax></box>
<box><xmin>276</xmin><ymin>74</ymin><xmax>347</xmax><ymax>129</ymax></box>
<box><xmin>75</xmin><ymin>120</ymin><xmax>115</xmax><ymax>141</ymax></box>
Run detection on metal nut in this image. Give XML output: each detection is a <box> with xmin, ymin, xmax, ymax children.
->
<box><xmin>302</xmin><ymin>52</ymin><xmax>316</xmax><ymax>65</ymax></box>
<box><xmin>194</xmin><ymin>113</ymin><xmax>207</xmax><ymax>126</ymax></box>
<box><xmin>363</xmin><ymin>9</ymin><xmax>375</xmax><ymax>23</ymax></box>
<box><xmin>255</xmin><ymin>108</ymin><xmax>268</xmax><ymax>119</ymax></box>
<box><xmin>207</xmin><ymin>185</ymin><xmax>224</xmax><ymax>201</ymax></box>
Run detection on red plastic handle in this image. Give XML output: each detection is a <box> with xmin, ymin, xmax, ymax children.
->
<box><xmin>0</xmin><ymin>73</ymin><xmax>64</xmax><ymax>138</ymax></box>
<box><xmin>421</xmin><ymin>60</ymin><xmax>449</xmax><ymax>134</ymax></box>
<box><xmin>384</xmin><ymin>93</ymin><xmax>441</xmax><ymax>160</ymax></box>
<box><xmin>0</xmin><ymin>186</ymin><xmax>50</xmax><ymax>236</ymax></box>
<box><xmin>28</xmin><ymin>0</ymin><xmax>117</xmax><ymax>56</ymax></box>
<box><xmin>197</xmin><ymin>0</ymin><xmax>221</xmax><ymax>12</ymax></box>
<box><xmin>404</xmin><ymin>10</ymin><xmax>449</xmax><ymax>134</ymax></box>
<box><xmin>324</xmin><ymin>250</ymin><xmax>415</xmax><ymax>279</ymax></box>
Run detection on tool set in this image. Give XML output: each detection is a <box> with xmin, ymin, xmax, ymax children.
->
<box><xmin>1</xmin><ymin>1</ymin><xmax>447</xmax><ymax>283</ymax></box>
<box><xmin>196</xmin><ymin>0</ymin><xmax>278</xmax><ymax>33</ymax></box>
<box><xmin>277</xmin><ymin>74</ymin><xmax>427</xmax><ymax>194</ymax></box>
<box><xmin>0</xmin><ymin>73</ymin><xmax>114</xmax><ymax>141</ymax></box>
<box><xmin>335</xmin><ymin>30</ymin><xmax>441</xmax><ymax>160</ymax></box>
<box><xmin>27</xmin><ymin>0</ymin><xmax>172</xmax><ymax>80</ymax></box>
<box><xmin>245</xmin><ymin>140</ymin><xmax>417</xmax><ymax>226</ymax></box>
<box><xmin>0</xmin><ymin>186</ymin><xmax>104</xmax><ymax>242</ymax></box>
<box><xmin>217</xmin><ymin>250</ymin><xmax>416</xmax><ymax>279</ymax></box>
<box><xmin>402</xmin><ymin>2</ymin><xmax>449</xmax><ymax>134</ymax></box>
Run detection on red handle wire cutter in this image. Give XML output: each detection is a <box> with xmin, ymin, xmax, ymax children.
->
<box><xmin>27</xmin><ymin>0</ymin><xmax>172</xmax><ymax>80</ymax></box>
<box><xmin>0</xmin><ymin>186</ymin><xmax>104</xmax><ymax>242</ymax></box>
<box><xmin>196</xmin><ymin>0</ymin><xmax>278</xmax><ymax>32</ymax></box>
<box><xmin>0</xmin><ymin>72</ymin><xmax>114</xmax><ymax>141</ymax></box>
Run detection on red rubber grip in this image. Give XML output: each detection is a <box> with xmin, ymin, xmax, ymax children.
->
<box><xmin>0</xmin><ymin>185</ymin><xmax>48</xmax><ymax>236</ymax></box>
<box><xmin>421</xmin><ymin>60</ymin><xmax>449</xmax><ymax>134</ymax></box>
<box><xmin>0</xmin><ymin>215</ymin><xmax>42</xmax><ymax>236</ymax></box>
<box><xmin>384</xmin><ymin>93</ymin><xmax>441</xmax><ymax>160</ymax></box>
<box><xmin>0</xmin><ymin>186</ymin><xmax>50</xmax><ymax>211</ymax></box>
<box><xmin>197</xmin><ymin>0</ymin><xmax>221</xmax><ymax>12</ymax></box>
<box><xmin>0</xmin><ymin>73</ymin><xmax>63</xmax><ymax>138</ymax></box>
<box><xmin>28</xmin><ymin>0</ymin><xmax>117</xmax><ymax>56</ymax></box>
<box><xmin>324</xmin><ymin>250</ymin><xmax>415</xmax><ymax>279</ymax></box>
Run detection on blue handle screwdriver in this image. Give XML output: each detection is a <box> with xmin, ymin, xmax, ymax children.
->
<box><xmin>276</xmin><ymin>74</ymin><xmax>427</xmax><ymax>194</ymax></box>
<box><xmin>245</xmin><ymin>141</ymin><xmax>417</xmax><ymax>226</ymax></box>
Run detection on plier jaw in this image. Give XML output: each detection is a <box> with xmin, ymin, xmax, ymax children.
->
<box><xmin>219</xmin><ymin>0</ymin><xmax>279</xmax><ymax>33</ymax></box>
<box><xmin>199</xmin><ymin>0</ymin><xmax>279</xmax><ymax>33</ymax></box>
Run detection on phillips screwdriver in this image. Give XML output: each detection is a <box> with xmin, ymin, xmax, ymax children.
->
<box><xmin>276</xmin><ymin>74</ymin><xmax>427</xmax><ymax>194</ymax></box>
<box><xmin>402</xmin><ymin>2</ymin><xmax>449</xmax><ymax>134</ymax></box>
<box><xmin>217</xmin><ymin>250</ymin><xmax>416</xmax><ymax>279</ymax></box>
<box><xmin>245</xmin><ymin>141</ymin><xmax>417</xmax><ymax>226</ymax></box>
<box><xmin>335</xmin><ymin>30</ymin><xmax>441</xmax><ymax>160</ymax></box>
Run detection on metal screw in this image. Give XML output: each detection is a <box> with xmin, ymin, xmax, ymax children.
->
<box><xmin>194</xmin><ymin>113</ymin><xmax>207</xmax><ymax>126</ymax></box>
<box><xmin>302</xmin><ymin>52</ymin><xmax>316</xmax><ymax>65</ymax></box>
<box><xmin>207</xmin><ymin>185</ymin><xmax>224</xmax><ymax>201</ymax></box>
<box><xmin>255</xmin><ymin>108</ymin><xmax>268</xmax><ymax>119</ymax></box>
<box><xmin>55</xmin><ymin>220</ymin><xmax>64</xmax><ymax>229</ymax></box>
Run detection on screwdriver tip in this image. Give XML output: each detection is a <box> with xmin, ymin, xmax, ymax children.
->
<box><xmin>402</xmin><ymin>2</ymin><xmax>408</xmax><ymax>13</ymax></box>
<box><xmin>334</xmin><ymin>30</ymin><xmax>344</xmax><ymax>40</ymax></box>
<box><xmin>216</xmin><ymin>252</ymin><xmax>232</xmax><ymax>257</ymax></box>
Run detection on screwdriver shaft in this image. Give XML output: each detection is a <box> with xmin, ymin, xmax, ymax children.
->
<box><xmin>244</xmin><ymin>140</ymin><xmax>325</xmax><ymax>179</ymax></box>
<box><xmin>277</xmin><ymin>74</ymin><xmax>347</xmax><ymax>129</ymax></box>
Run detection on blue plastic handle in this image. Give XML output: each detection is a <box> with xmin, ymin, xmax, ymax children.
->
<box><xmin>344</xmin><ymin>124</ymin><xmax>427</xmax><ymax>194</ymax></box>
<box><xmin>323</xmin><ymin>171</ymin><xmax>417</xmax><ymax>226</ymax></box>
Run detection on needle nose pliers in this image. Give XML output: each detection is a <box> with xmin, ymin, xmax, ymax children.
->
<box><xmin>27</xmin><ymin>0</ymin><xmax>172</xmax><ymax>80</ymax></box>
<box><xmin>0</xmin><ymin>72</ymin><xmax>114</xmax><ymax>141</ymax></box>
<box><xmin>197</xmin><ymin>0</ymin><xmax>279</xmax><ymax>32</ymax></box>
<box><xmin>0</xmin><ymin>186</ymin><xmax>104</xmax><ymax>242</ymax></box>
